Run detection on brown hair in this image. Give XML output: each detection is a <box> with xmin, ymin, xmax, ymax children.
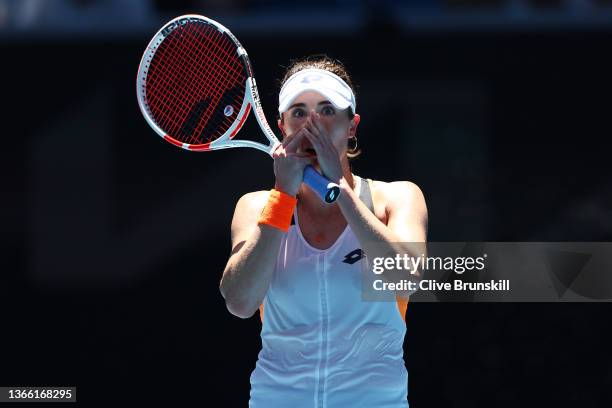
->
<box><xmin>279</xmin><ymin>55</ymin><xmax>361</xmax><ymax>159</ymax></box>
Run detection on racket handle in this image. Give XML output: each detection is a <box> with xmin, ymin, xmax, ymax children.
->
<box><xmin>303</xmin><ymin>166</ymin><xmax>340</xmax><ymax>204</ymax></box>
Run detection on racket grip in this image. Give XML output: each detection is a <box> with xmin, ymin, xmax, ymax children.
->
<box><xmin>303</xmin><ymin>166</ymin><xmax>340</xmax><ymax>204</ymax></box>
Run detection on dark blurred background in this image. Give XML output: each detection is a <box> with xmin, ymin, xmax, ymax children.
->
<box><xmin>2</xmin><ymin>0</ymin><xmax>612</xmax><ymax>406</ymax></box>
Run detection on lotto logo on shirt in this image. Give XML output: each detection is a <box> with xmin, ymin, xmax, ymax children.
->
<box><xmin>342</xmin><ymin>249</ymin><xmax>364</xmax><ymax>265</ymax></box>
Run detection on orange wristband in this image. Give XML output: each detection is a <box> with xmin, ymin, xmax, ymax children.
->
<box><xmin>258</xmin><ymin>189</ymin><xmax>297</xmax><ymax>232</ymax></box>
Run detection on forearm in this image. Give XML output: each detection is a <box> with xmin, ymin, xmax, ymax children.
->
<box><xmin>336</xmin><ymin>178</ymin><xmax>425</xmax><ymax>285</ymax></box>
<box><xmin>220</xmin><ymin>225</ymin><xmax>284</xmax><ymax>318</ymax></box>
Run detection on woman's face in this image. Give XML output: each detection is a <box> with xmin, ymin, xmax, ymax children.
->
<box><xmin>278</xmin><ymin>91</ymin><xmax>359</xmax><ymax>159</ymax></box>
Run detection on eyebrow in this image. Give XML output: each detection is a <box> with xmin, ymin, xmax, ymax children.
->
<box><xmin>287</xmin><ymin>101</ymin><xmax>333</xmax><ymax>110</ymax></box>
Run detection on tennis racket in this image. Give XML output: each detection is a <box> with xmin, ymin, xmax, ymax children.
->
<box><xmin>136</xmin><ymin>14</ymin><xmax>340</xmax><ymax>204</ymax></box>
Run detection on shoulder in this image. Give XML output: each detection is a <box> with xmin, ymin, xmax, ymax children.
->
<box><xmin>234</xmin><ymin>190</ymin><xmax>270</xmax><ymax>214</ymax></box>
<box><xmin>370</xmin><ymin>179</ymin><xmax>427</xmax><ymax>211</ymax></box>
<box><xmin>369</xmin><ymin>179</ymin><xmax>428</xmax><ymax>240</ymax></box>
<box><xmin>230</xmin><ymin>190</ymin><xmax>270</xmax><ymax>246</ymax></box>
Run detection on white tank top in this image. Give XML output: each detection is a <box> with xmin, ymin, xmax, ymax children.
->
<box><xmin>249</xmin><ymin>176</ymin><xmax>409</xmax><ymax>408</ymax></box>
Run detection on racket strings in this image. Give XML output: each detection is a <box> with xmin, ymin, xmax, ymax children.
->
<box><xmin>150</xmin><ymin>24</ymin><xmax>241</xmax><ymax>143</ymax></box>
<box><xmin>149</xmin><ymin>24</ymin><xmax>232</xmax><ymax>136</ymax></box>
<box><xmin>145</xmin><ymin>20</ymin><xmax>246</xmax><ymax>145</ymax></box>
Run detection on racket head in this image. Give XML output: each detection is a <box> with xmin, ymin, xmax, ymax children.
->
<box><xmin>136</xmin><ymin>15</ymin><xmax>254</xmax><ymax>151</ymax></box>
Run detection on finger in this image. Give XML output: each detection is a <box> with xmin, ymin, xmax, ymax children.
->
<box><xmin>305</xmin><ymin>114</ymin><xmax>321</xmax><ymax>138</ymax></box>
<box><xmin>296</xmin><ymin>155</ymin><xmax>314</xmax><ymax>168</ymax></box>
<box><xmin>284</xmin><ymin>129</ymin><xmax>306</xmax><ymax>153</ymax></box>
<box><xmin>309</xmin><ymin>114</ymin><xmax>333</xmax><ymax>151</ymax></box>
<box><xmin>304</xmin><ymin>118</ymin><xmax>325</xmax><ymax>150</ymax></box>
<box><xmin>281</xmin><ymin>129</ymin><xmax>299</xmax><ymax>147</ymax></box>
<box><xmin>286</xmin><ymin>152</ymin><xmax>311</xmax><ymax>159</ymax></box>
<box><xmin>311</xmin><ymin>112</ymin><xmax>326</xmax><ymax>136</ymax></box>
<box><xmin>273</xmin><ymin>144</ymin><xmax>287</xmax><ymax>158</ymax></box>
<box><xmin>305</xmin><ymin>121</ymin><xmax>330</xmax><ymax>149</ymax></box>
<box><xmin>281</xmin><ymin>127</ymin><xmax>300</xmax><ymax>146</ymax></box>
<box><xmin>301</xmin><ymin>127</ymin><xmax>321</xmax><ymax>150</ymax></box>
<box><xmin>312</xmin><ymin>113</ymin><xmax>337</xmax><ymax>150</ymax></box>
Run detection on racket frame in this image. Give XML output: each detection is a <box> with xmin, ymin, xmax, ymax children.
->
<box><xmin>136</xmin><ymin>14</ymin><xmax>280</xmax><ymax>155</ymax></box>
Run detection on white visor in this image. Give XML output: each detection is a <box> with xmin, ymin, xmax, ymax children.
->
<box><xmin>278</xmin><ymin>68</ymin><xmax>356</xmax><ymax>114</ymax></box>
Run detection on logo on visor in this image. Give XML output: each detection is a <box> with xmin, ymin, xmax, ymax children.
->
<box><xmin>300</xmin><ymin>74</ymin><xmax>322</xmax><ymax>84</ymax></box>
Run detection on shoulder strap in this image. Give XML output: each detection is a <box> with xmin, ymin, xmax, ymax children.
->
<box><xmin>357</xmin><ymin>175</ymin><xmax>375</xmax><ymax>214</ymax></box>
<box><xmin>356</xmin><ymin>176</ymin><xmax>408</xmax><ymax>321</ymax></box>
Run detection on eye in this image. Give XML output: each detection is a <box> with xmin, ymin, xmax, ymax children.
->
<box><xmin>291</xmin><ymin>108</ymin><xmax>306</xmax><ymax>118</ymax></box>
<box><xmin>320</xmin><ymin>105</ymin><xmax>336</xmax><ymax>116</ymax></box>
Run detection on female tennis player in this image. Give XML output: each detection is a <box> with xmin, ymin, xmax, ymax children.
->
<box><xmin>220</xmin><ymin>56</ymin><xmax>428</xmax><ymax>408</ymax></box>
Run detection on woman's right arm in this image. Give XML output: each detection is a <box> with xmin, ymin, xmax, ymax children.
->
<box><xmin>219</xmin><ymin>191</ymin><xmax>287</xmax><ymax>319</ymax></box>
<box><xmin>219</xmin><ymin>128</ymin><xmax>310</xmax><ymax>318</ymax></box>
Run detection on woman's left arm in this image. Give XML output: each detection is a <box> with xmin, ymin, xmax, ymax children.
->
<box><xmin>302</xmin><ymin>111</ymin><xmax>428</xmax><ymax>293</ymax></box>
<box><xmin>336</xmin><ymin>179</ymin><xmax>428</xmax><ymax>288</ymax></box>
